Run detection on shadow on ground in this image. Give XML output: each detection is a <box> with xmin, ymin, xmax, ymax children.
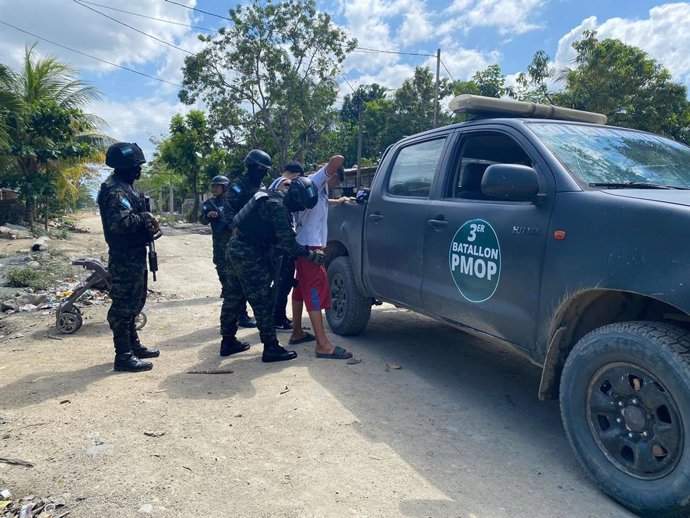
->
<box><xmin>301</xmin><ymin>308</ymin><xmax>633</xmax><ymax>518</ymax></box>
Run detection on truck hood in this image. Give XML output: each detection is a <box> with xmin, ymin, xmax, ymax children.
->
<box><xmin>603</xmin><ymin>189</ymin><xmax>690</xmax><ymax>207</ymax></box>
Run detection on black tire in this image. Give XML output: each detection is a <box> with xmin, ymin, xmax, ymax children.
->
<box><xmin>325</xmin><ymin>256</ymin><xmax>372</xmax><ymax>336</ymax></box>
<box><xmin>56</xmin><ymin>309</ymin><xmax>83</xmax><ymax>334</ymax></box>
<box><xmin>560</xmin><ymin>321</ymin><xmax>690</xmax><ymax>517</ymax></box>
<box><xmin>135</xmin><ymin>312</ymin><xmax>147</xmax><ymax>331</ymax></box>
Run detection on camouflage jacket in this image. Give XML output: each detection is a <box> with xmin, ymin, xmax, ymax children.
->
<box><xmin>200</xmin><ymin>194</ymin><xmax>230</xmax><ymax>236</ymax></box>
<box><xmin>223</xmin><ymin>174</ymin><xmax>262</xmax><ymax>229</ymax></box>
<box><xmin>97</xmin><ymin>174</ymin><xmax>154</xmax><ymax>250</ymax></box>
<box><xmin>235</xmin><ymin>192</ymin><xmax>309</xmax><ymax>258</ymax></box>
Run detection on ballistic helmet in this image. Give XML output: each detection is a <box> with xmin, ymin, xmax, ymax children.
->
<box><xmin>211</xmin><ymin>175</ymin><xmax>230</xmax><ymax>187</ymax></box>
<box><xmin>244</xmin><ymin>149</ymin><xmax>272</xmax><ymax>171</ymax></box>
<box><xmin>285</xmin><ymin>176</ymin><xmax>318</xmax><ymax>212</ymax></box>
<box><xmin>105</xmin><ymin>142</ymin><xmax>146</xmax><ymax>169</ymax></box>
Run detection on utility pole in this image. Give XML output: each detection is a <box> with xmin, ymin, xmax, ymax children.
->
<box><xmin>356</xmin><ymin>97</ymin><xmax>363</xmax><ymax>189</ymax></box>
<box><xmin>168</xmin><ymin>183</ymin><xmax>174</xmax><ymax>214</ymax></box>
<box><xmin>434</xmin><ymin>48</ymin><xmax>441</xmax><ymax>128</ymax></box>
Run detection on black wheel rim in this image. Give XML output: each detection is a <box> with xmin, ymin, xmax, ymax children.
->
<box><xmin>135</xmin><ymin>313</ymin><xmax>147</xmax><ymax>330</ymax></box>
<box><xmin>58</xmin><ymin>312</ymin><xmax>80</xmax><ymax>333</ymax></box>
<box><xmin>330</xmin><ymin>272</ymin><xmax>346</xmax><ymax>321</ymax></box>
<box><xmin>587</xmin><ymin>362</ymin><xmax>683</xmax><ymax>480</ymax></box>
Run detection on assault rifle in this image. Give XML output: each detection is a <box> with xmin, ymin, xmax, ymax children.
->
<box><xmin>144</xmin><ymin>196</ymin><xmax>162</xmax><ymax>281</ymax></box>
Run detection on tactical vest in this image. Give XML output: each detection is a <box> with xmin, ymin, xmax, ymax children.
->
<box><xmin>234</xmin><ymin>191</ymin><xmax>282</xmax><ymax>245</ymax></box>
<box><xmin>97</xmin><ymin>176</ymin><xmax>149</xmax><ymax>249</ymax></box>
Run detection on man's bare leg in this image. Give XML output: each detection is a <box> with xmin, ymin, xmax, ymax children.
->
<box><xmin>290</xmin><ymin>299</ymin><xmax>305</xmax><ymax>342</ymax></box>
<box><xmin>307</xmin><ymin>309</ymin><xmax>337</xmax><ymax>355</ymax></box>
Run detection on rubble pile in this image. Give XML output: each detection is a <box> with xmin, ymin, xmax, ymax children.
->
<box><xmin>0</xmin><ymin>490</ymin><xmax>71</xmax><ymax>518</ymax></box>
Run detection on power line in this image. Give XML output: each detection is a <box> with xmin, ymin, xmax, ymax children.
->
<box><xmin>440</xmin><ymin>58</ymin><xmax>456</xmax><ymax>83</ymax></box>
<box><xmin>0</xmin><ymin>18</ymin><xmax>183</xmax><ymax>87</ymax></box>
<box><xmin>78</xmin><ymin>1</ymin><xmax>219</xmax><ymax>33</ymax></box>
<box><xmin>353</xmin><ymin>46</ymin><xmax>436</xmax><ymax>58</ymax></box>
<box><xmin>163</xmin><ymin>0</ymin><xmax>233</xmax><ymax>22</ymax></box>
<box><xmin>73</xmin><ymin>0</ymin><xmax>194</xmax><ymax>55</ymax></box>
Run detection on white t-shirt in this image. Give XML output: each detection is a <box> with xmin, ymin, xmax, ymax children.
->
<box><xmin>268</xmin><ymin>177</ymin><xmax>288</xmax><ymax>190</ymax></box>
<box><xmin>295</xmin><ymin>167</ymin><xmax>329</xmax><ymax>247</ymax></box>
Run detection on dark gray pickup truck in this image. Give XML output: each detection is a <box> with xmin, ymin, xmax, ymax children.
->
<box><xmin>325</xmin><ymin>95</ymin><xmax>690</xmax><ymax>517</ymax></box>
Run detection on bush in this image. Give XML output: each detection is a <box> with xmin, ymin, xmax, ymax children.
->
<box><xmin>5</xmin><ymin>262</ymin><xmax>77</xmax><ymax>291</ymax></box>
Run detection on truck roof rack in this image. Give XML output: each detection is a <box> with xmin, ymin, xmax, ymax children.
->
<box><xmin>448</xmin><ymin>94</ymin><xmax>608</xmax><ymax>125</ymax></box>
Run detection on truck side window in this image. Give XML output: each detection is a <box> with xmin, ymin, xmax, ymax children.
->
<box><xmin>450</xmin><ymin>133</ymin><xmax>533</xmax><ymax>199</ymax></box>
<box><xmin>387</xmin><ymin>138</ymin><xmax>445</xmax><ymax>198</ymax></box>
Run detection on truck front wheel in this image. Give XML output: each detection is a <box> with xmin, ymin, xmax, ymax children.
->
<box><xmin>325</xmin><ymin>256</ymin><xmax>372</xmax><ymax>336</ymax></box>
<box><xmin>560</xmin><ymin>321</ymin><xmax>690</xmax><ymax>517</ymax></box>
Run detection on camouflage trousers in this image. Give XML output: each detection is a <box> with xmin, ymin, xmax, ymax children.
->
<box><xmin>220</xmin><ymin>238</ymin><xmax>277</xmax><ymax>346</ymax></box>
<box><xmin>107</xmin><ymin>247</ymin><xmax>147</xmax><ymax>354</ymax></box>
<box><xmin>212</xmin><ymin>231</ymin><xmax>231</xmax><ymax>288</ymax></box>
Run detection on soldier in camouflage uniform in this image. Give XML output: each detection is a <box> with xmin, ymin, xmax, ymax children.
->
<box><xmin>200</xmin><ymin>175</ymin><xmax>232</xmax><ymax>293</ymax></box>
<box><xmin>219</xmin><ymin>176</ymin><xmax>324</xmax><ymax>362</ymax></box>
<box><xmin>220</xmin><ymin>149</ymin><xmax>278</xmax><ymax>329</ymax></box>
<box><xmin>97</xmin><ymin>142</ymin><xmax>160</xmax><ymax>372</ymax></box>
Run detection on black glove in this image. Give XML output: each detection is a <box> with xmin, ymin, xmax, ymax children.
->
<box><xmin>306</xmin><ymin>249</ymin><xmax>325</xmax><ymax>266</ymax></box>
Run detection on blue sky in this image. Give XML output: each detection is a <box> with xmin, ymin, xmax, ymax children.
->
<box><xmin>1</xmin><ymin>0</ymin><xmax>688</xmax><ymax>160</ymax></box>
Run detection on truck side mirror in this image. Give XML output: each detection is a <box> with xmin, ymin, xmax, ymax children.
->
<box><xmin>481</xmin><ymin>164</ymin><xmax>540</xmax><ymax>202</ymax></box>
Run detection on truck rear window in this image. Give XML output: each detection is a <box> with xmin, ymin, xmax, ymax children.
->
<box><xmin>387</xmin><ymin>138</ymin><xmax>445</xmax><ymax>198</ymax></box>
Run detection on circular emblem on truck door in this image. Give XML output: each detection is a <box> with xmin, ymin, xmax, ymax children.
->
<box><xmin>448</xmin><ymin>219</ymin><xmax>501</xmax><ymax>303</ymax></box>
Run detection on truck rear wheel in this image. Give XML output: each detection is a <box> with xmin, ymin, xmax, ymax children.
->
<box><xmin>560</xmin><ymin>321</ymin><xmax>690</xmax><ymax>517</ymax></box>
<box><xmin>326</xmin><ymin>256</ymin><xmax>372</xmax><ymax>336</ymax></box>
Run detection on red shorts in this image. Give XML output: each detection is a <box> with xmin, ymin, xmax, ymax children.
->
<box><xmin>293</xmin><ymin>247</ymin><xmax>331</xmax><ymax>311</ymax></box>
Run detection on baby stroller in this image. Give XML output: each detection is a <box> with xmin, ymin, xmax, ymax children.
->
<box><xmin>55</xmin><ymin>257</ymin><xmax>147</xmax><ymax>334</ymax></box>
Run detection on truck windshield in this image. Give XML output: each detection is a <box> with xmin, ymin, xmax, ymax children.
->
<box><xmin>528</xmin><ymin>122</ymin><xmax>690</xmax><ymax>189</ymax></box>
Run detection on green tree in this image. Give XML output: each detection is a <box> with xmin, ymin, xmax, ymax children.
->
<box><xmin>179</xmin><ymin>0</ymin><xmax>356</xmax><ymax>167</ymax></box>
<box><xmin>390</xmin><ymin>66</ymin><xmax>454</xmax><ymax>140</ymax></box>
<box><xmin>0</xmin><ymin>44</ymin><xmax>109</xmax><ymax>227</ymax></box>
<box><xmin>556</xmin><ymin>31</ymin><xmax>690</xmax><ymax>142</ymax></box>
<box><xmin>514</xmin><ymin>50</ymin><xmax>555</xmax><ymax>103</ymax></box>
<box><xmin>156</xmin><ymin>110</ymin><xmax>220</xmax><ymax>222</ymax></box>
<box><xmin>340</xmin><ymin>84</ymin><xmax>388</xmax><ymax>125</ymax></box>
<box><xmin>472</xmin><ymin>64</ymin><xmax>508</xmax><ymax>98</ymax></box>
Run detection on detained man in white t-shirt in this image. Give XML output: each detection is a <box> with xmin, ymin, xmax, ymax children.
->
<box><xmin>288</xmin><ymin>155</ymin><xmax>354</xmax><ymax>359</ymax></box>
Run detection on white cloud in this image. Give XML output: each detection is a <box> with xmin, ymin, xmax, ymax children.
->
<box><xmin>93</xmin><ymin>97</ymin><xmax>193</xmax><ymax>158</ymax></box>
<box><xmin>443</xmin><ymin>0</ymin><xmax>546</xmax><ymax>36</ymax></box>
<box><xmin>0</xmin><ymin>0</ymin><xmax>197</xmax><ymax>72</ymax></box>
<box><xmin>437</xmin><ymin>46</ymin><xmax>501</xmax><ymax>81</ymax></box>
<box><xmin>397</xmin><ymin>1</ymin><xmax>434</xmax><ymax>46</ymax></box>
<box><xmin>555</xmin><ymin>4</ymin><xmax>690</xmax><ymax>88</ymax></box>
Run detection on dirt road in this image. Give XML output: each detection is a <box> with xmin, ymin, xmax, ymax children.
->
<box><xmin>0</xmin><ymin>216</ymin><xmax>632</xmax><ymax>517</ymax></box>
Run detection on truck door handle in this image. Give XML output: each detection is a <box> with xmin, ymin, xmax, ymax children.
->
<box><xmin>369</xmin><ymin>213</ymin><xmax>383</xmax><ymax>222</ymax></box>
<box><xmin>427</xmin><ymin>218</ymin><xmax>448</xmax><ymax>230</ymax></box>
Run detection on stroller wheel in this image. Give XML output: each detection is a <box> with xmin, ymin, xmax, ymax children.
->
<box><xmin>57</xmin><ymin>310</ymin><xmax>83</xmax><ymax>334</ymax></box>
<box><xmin>135</xmin><ymin>312</ymin><xmax>147</xmax><ymax>330</ymax></box>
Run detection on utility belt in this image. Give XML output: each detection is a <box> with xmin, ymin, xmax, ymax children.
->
<box><xmin>105</xmin><ymin>231</ymin><xmax>149</xmax><ymax>250</ymax></box>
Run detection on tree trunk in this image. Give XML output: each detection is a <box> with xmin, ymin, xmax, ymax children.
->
<box><xmin>190</xmin><ymin>171</ymin><xmax>199</xmax><ymax>223</ymax></box>
<box><xmin>25</xmin><ymin>198</ymin><xmax>35</xmax><ymax>228</ymax></box>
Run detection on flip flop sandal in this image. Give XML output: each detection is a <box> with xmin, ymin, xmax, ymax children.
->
<box><xmin>288</xmin><ymin>332</ymin><xmax>316</xmax><ymax>345</ymax></box>
<box><xmin>315</xmin><ymin>346</ymin><xmax>353</xmax><ymax>360</ymax></box>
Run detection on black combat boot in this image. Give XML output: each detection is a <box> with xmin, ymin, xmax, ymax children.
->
<box><xmin>220</xmin><ymin>336</ymin><xmax>251</xmax><ymax>357</ymax></box>
<box><xmin>131</xmin><ymin>338</ymin><xmax>160</xmax><ymax>359</ymax></box>
<box><xmin>238</xmin><ymin>312</ymin><xmax>257</xmax><ymax>328</ymax></box>
<box><xmin>114</xmin><ymin>352</ymin><xmax>153</xmax><ymax>372</ymax></box>
<box><xmin>262</xmin><ymin>341</ymin><xmax>297</xmax><ymax>363</ymax></box>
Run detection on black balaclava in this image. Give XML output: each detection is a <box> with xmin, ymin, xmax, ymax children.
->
<box><xmin>114</xmin><ymin>165</ymin><xmax>142</xmax><ymax>185</ymax></box>
<box><xmin>246</xmin><ymin>164</ymin><xmax>268</xmax><ymax>186</ymax></box>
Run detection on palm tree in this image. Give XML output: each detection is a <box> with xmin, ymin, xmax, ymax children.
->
<box><xmin>0</xmin><ymin>43</ymin><xmax>111</xmax><ymax>227</ymax></box>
